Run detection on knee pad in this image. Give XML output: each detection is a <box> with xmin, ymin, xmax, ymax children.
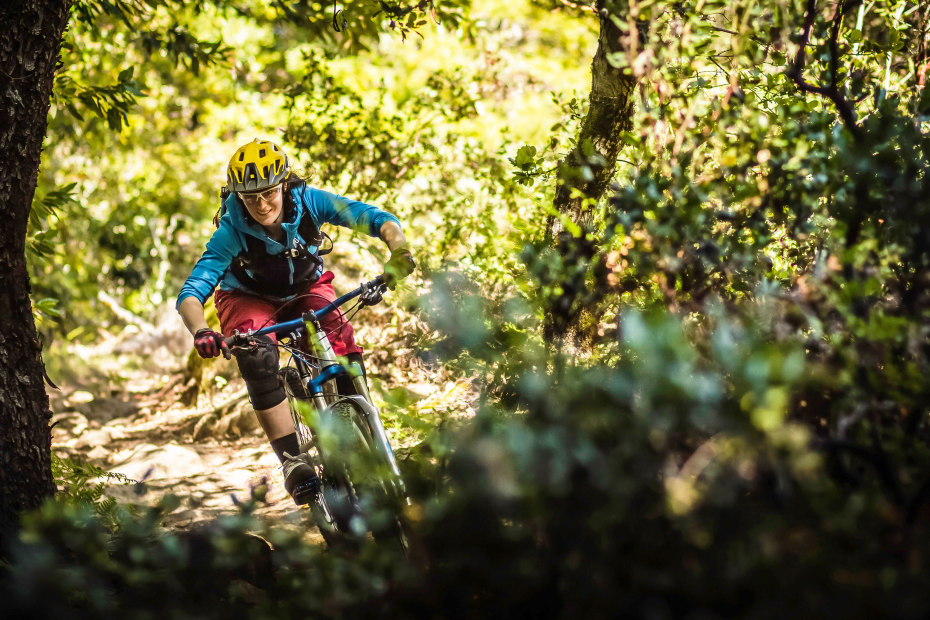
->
<box><xmin>234</xmin><ymin>335</ymin><xmax>285</xmax><ymax>410</ymax></box>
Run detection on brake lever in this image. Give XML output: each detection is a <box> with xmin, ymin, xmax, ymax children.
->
<box><xmin>360</xmin><ymin>279</ymin><xmax>386</xmax><ymax>306</ymax></box>
<box><xmin>225</xmin><ymin>331</ymin><xmax>258</xmax><ymax>350</ymax></box>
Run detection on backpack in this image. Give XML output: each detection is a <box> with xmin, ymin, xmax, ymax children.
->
<box><xmin>215</xmin><ymin>182</ymin><xmax>332</xmax><ymax>297</ymax></box>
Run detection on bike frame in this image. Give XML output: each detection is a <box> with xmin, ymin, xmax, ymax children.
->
<box><xmin>232</xmin><ymin>277</ymin><xmax>404</xmax><ymax>486</ymax></box>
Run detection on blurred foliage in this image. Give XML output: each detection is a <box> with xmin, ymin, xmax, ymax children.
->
<box><xmin>28</xmin><ymin>0</ymin><xmax>580</xmax><ymax>344</ymax></box>
<box><xmin>13</xmin><ymin>0</ymin><xmax>930</xmax><ymax>616</ymax></box>
<box><xmin>50</xmin><ymin>455</ymin><xmax>134</xmax><ymax>531</ymax></box>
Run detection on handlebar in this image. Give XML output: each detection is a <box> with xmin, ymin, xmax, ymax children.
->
<box><xmin>224</xmin><ymin>275</ymin><xmax>387</xmax><ymax>348</ymax></box>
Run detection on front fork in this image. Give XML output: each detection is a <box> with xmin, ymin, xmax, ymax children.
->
<box><xmin>305</xmin><ymin>326</ymin><xmax>406</xmax><ymax>494</ymax></box>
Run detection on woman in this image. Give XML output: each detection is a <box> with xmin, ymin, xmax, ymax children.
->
<box><xmin>177</xmin><ymin>138</ymin><xmax>415</xmax><ymax>504</ymax></box>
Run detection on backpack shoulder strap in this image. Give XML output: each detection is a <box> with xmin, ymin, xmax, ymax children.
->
<box><xmin>297</xmin><ymin>210</ymin><xmax>321</xmax><ymax>246</ymax></box>
<box><xmin>214</xmin><ymin>187</ymin><xmax>231</xmax><ymax>228</ymax></box>
<box><xmin>289</xmin><ymin>181</ymin><xmax>326</xmax><ymax>252</ymax></box>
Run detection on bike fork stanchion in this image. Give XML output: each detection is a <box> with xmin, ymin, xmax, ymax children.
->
<box><xmin>347</xmin><ymin>362</ymin><xmax>402</xmax><ymax>479</ymax></box>
<box><xmin>345</xmin><ymin>396</ymin><xmax>408</xmax><ymax>502</ymax></box>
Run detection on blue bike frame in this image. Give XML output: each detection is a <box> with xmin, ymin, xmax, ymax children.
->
<box><xmin>239</xmin><ymin>277</ymin><xmax>382</xmax><ymax>398</ymax></box>
<box><xmin>226</xmin><ymin>276</ymin><xmax>406</xmax><ymax>490</ymax></box>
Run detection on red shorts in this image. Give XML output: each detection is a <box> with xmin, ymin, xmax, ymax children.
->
<box><xmin>214</xmin><ymin>271</ymin><xmax>363</xmax><ymax>357</ymax></box>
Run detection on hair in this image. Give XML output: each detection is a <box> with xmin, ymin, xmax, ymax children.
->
<box><xmin>281</xmin><ymin>171</ymin><xmax>305</xmax><ymax>222</ymax></box>
<box><xmin>282</xmin><ymin>170</ymin><xmax>304</xmax><ymax>190</ymax></box>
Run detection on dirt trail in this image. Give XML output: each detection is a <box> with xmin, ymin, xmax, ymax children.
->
<box><xmin>48</xmin><ymin>298</ymin><xmax>471</xmax><ymax>532</ymax></box>
<box><xmin>51</xmin><ymin>371</ymin><xmax>310</xmax><ymax>530</ymax></box>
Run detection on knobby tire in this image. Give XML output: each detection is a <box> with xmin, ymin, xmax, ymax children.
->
<box><xmin>281</xmin><ymin>367</ymin><xmax>408</xmax><ymax>554</ymax></box>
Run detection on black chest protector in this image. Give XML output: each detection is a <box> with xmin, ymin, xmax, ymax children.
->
<box><xmin>216</xmin><ymin>184</ymin><xmax>331</xmax><ymax>298</ymax></box>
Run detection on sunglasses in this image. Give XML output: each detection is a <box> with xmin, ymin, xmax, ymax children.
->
<box><xmin>238</xmin><ymin>185</ymin><xmax>282</xmax><ymax>206</ymax></box>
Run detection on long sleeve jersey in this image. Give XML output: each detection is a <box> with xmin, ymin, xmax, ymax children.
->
<box><xmin>177</xmin><ymin>184</ymin><xmax>401</xmax><ymax>308</ymax></box>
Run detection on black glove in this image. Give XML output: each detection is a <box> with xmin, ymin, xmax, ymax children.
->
<box><xmin>194</xmin><ymin>328</ymin><xmax>231</xmax><ymax>360</ymax></box>
<box><xmin>383</xmin><ymin>247</ymin><xmax>416</xmax><ymax>289</ymax></box>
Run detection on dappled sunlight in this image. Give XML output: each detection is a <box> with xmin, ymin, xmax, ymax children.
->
<box><xmin>4</xmin><ymin>0</ymin><xmax>930</xmax><ymax>616</ymax></box>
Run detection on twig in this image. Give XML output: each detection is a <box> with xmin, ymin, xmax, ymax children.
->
<box><xmin>672</xmin><ymin>4</ymin><xmax>768</xmax><ymax>46</ymax></box>
<box><xmin>709</xmin><ymin>56</ymin><xmax>731</xmax><ymax>79</ymax></box>
<box><xmin>710</xmin><ymin>25</ymin><xmax>738</xmax><ymax>36</ymax></box>
<box><xmin>98</xmin><ymin>290</ymin><xmax>155</xmax><ymax>330</ymax></box>
<box><xmin>554</xmin><ymin>0</ymin><xmax>595</xmax><ymax>13</ymax></box>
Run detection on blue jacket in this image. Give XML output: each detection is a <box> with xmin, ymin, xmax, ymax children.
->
<box><xmin>177</xmin><ymin>184</ymin><xmax>401</xmax><ymax>307</ymax></box>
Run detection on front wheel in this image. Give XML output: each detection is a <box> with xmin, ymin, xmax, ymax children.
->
<box><xmin>313</xmin><ymin>398</ymin><xmax>409</xmax><ymax>553</ymax></box>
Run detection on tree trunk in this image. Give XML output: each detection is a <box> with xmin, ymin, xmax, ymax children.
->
<box><xmin>546</xmin><ymin>0</ymin><xmax>637</xmax><ymax>240</ymax></box>
<box><xmin>0</xmin><ymin>0</ymin><xmax>72</xmax><ymax>539</ymax></box>
<box><xmin>542</xmin><ymin>1</ymin><xmax>638</xmax><ymax>344</ymax></box>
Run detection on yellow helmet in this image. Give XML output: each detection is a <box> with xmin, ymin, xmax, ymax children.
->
<box><xmin>226</xmin><ymin>139</ymin><xmax>290</xmax><ymax>192</ymax></box>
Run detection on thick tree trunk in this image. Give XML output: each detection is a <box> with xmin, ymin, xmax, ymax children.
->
<box><xmin>546</xmin><ymin>0</ymin><xmax>637</xmax><ymax>240</ymax></box>
<box><xmin>0</xmin><ymin>1</ymin><xmax>72</xmax><ymax>539</ymax></box>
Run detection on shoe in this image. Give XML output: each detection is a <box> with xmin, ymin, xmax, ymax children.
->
<box><xmin>282</xmin><ymin>451</ymin><xmax>320</xmax><ymax>505</ymax></box>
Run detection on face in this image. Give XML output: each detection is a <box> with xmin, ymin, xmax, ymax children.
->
<box><xmin>238</xmin><ymin>185</ymin><xmax>284</xmax><ymax>226</ymax></box>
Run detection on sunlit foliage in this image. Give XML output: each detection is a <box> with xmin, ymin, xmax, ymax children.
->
<box><xmin>13</xmin><ymin>0</ymin><xmax>930</xmax><ymax>615</ymax></box>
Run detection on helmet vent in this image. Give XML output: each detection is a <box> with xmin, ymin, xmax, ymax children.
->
<box><xmin>227</xmin><ymin>139</ymin><xmax>289</xmax><ymax>192</ymax></box>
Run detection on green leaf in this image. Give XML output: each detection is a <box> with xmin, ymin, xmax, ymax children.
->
<box><xmin>513</xmin><ymin>145</ymin><xmax>538</xmax><ymax>168</ymax></box>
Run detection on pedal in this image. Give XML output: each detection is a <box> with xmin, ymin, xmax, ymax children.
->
<box><xmin>291</xmin><ymin>475</ymin><xmax>321</xmax><ymax>505</ymax></box>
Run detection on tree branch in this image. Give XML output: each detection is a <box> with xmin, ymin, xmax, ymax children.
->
<box><xmin>785</xmin><ymin>0</ymin><xmax>863</xmax><ymax>140</ymax></box>
<box><xmin>553</xmin><ymin>0</ymin><xmax>596</xmax><ymax>14</ymax></box>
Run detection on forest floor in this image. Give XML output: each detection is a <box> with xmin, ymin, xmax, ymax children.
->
<box><xmin>46</xmin><ymin>281</ymin><xmax>475</xmax><ymax>536</ymax></box>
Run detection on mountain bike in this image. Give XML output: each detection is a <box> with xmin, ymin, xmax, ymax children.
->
<box><xmin>225</xmin><ymin>275</ymin><xmax>409</xmax><ymax>551</ymax></box>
